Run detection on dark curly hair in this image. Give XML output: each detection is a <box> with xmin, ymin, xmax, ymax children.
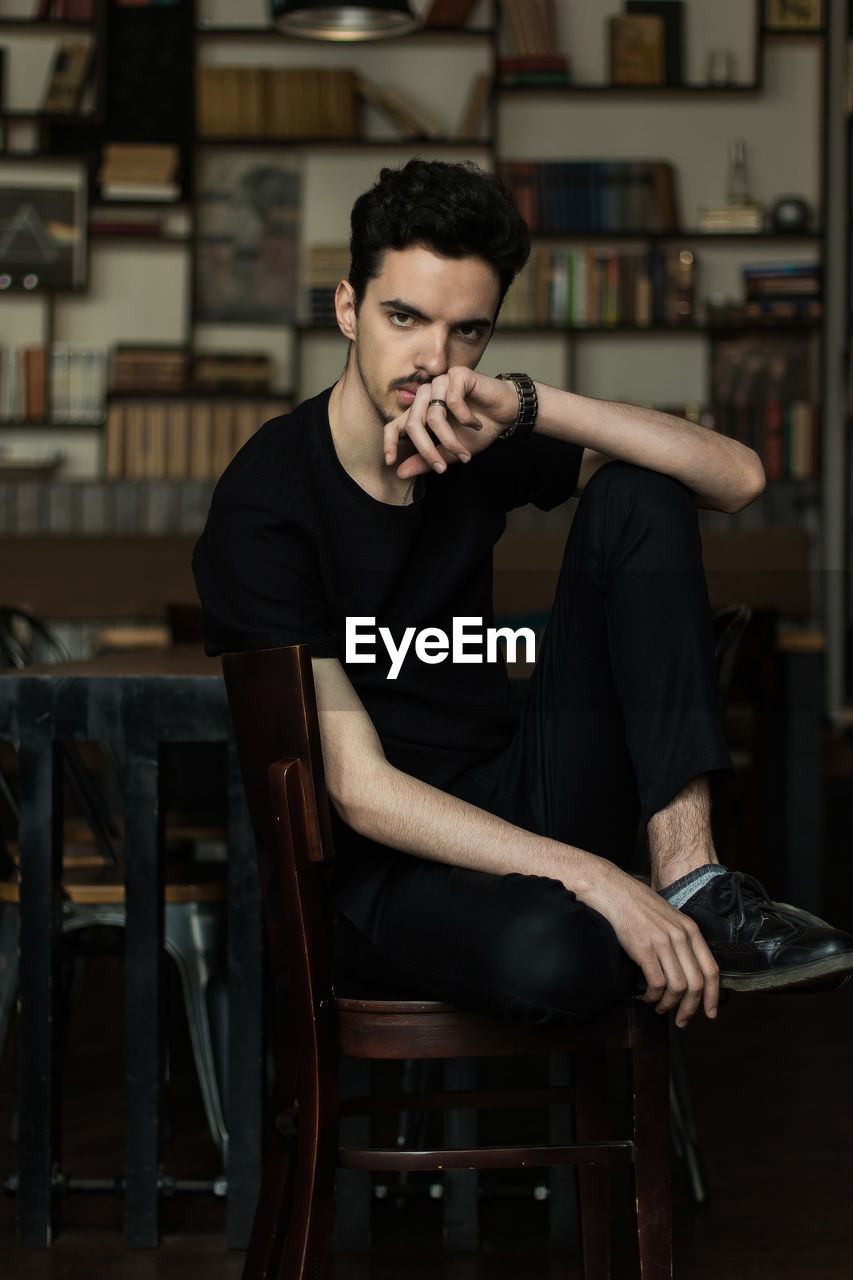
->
<box><xmin>348</xmin><ymin>158</ymin><xmax>530</xmax><ymax>314</ymax></box>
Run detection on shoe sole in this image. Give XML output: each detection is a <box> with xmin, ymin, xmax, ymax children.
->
<box><xmin>719</xmin><ymin>953</ymin><xmax>853</xmax><ymax>992</ymax></box>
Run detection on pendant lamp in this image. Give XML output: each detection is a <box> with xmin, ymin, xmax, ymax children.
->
<box><xmin>271</xmin><ymin>0</ymin><xmax>421</xmax><ymax>41</ymax></box>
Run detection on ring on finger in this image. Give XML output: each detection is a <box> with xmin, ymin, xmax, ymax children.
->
<box><xmin>427</xmin><ymin>398</ymin><xmax>448</xmax><ymax>409</ymax></box>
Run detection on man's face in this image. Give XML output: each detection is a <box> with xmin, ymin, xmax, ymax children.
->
<box><xmin>342</xmin><ymin>244</ymin><xmax>501</xmax><ymax>425</ymax></box>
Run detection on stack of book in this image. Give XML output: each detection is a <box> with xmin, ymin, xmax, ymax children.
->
<box><xmin>305</xmin><ymin>245</ymin><xmax>350</xmax><ymax>325</ymax></box>
<box><xmin>98</xmin><ymin>144</ymin><xmax>181</xmax><ymax>203</ymax></box>
<box><xmin>104</xmin><ymin>398</ymin><xmax>290</xmax><ymax>481</ymax></box>
<box><xmin>741</xmin><ymin>260</ymin><xmax>821</xmax><ymax>324</ymax></box>
<box><xmin>698</xmin><ymin>203</ymin><xmax>764</xmax><ymax>233</ymax></box>
<box><xmin>196</xmin><ymin>67</ymin><xmax>359</xmax><ymax>139</ymax></box>
<box><xmin>499</xmin><ymin>160</ymin><xmax>678</xmax><ymax>234</ymax></box>
<box><xmin>500</xmin><ymin>245</ymin><xmax>697</xmax><ymax>329</ymax></box>
<box><xmin>111</xmin><ymin>346</ymin><xmax>190</xmax><ymax>394</ymax></box>
<box><xmin>88</xmin><ymin>205</ymin><xmax>191</xmax><ymax>239</ymax></box>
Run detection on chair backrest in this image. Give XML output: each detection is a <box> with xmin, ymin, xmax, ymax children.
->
<box><xmin>221</xmin><ymin>645</ymin><xmax>335</xmax><ymax>989</ymax></box>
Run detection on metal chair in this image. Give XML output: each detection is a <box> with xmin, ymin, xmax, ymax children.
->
<box><xmin>0</xmin><ymin>605</ymin><xmax>229</xmax><ymax>1166</ymax></box>
<box><xmin>224</xmin><ymin>643</ymin><xmax>673</xmax><ymax>1279</ymax></box>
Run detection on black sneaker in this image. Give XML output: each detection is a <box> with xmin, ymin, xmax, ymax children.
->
<box><xmin>680</xmin><ymin>871</ymin><xmax>853</xmax><ymax>992</ymax></box>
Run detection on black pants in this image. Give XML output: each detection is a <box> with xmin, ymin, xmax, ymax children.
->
<box><xmin>332</xmin><ymin>462</ymin><xmax>732</xmax><ymax>1025</ymax></box>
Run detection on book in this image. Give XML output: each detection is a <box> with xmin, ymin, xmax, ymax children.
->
<box><xmin>422</xmin><ymin>0</ymin><xmax>480</xmax><ymax>26</ymax></box>
<box><xmin>41</xmin><ymin>40</ymin><xmax>94</xmax><ymax>114</ymax></box>
<box><xmin>609</xmin><ymin>15</ymin><xmax>665</xmax><ymax>86</ymax></box>
<box><xmin>626</xmin><ymin>1</ymin><xmax>684</xmax><ymax>86</ymax></box>
<box><xmin>357</xmin><ymin>76</ymin><xmax>443</xmax><ymax>139</ymax></box>
<box><xmin>457</xmin><ymin>71</ymin><xmax>492</xmax><ymax>138</ymax></box>
<box><xmin>500</xmin><ymin>0</ymin><xmax>558</xmax><ymax>57</ymax></box>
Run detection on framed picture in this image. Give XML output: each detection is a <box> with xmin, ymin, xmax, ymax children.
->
<box><xmin>764</xmin><ymin>0</ymin><xmax>823</xmax><ymax>31</ymax></box>
<box><xmin>195</xmin><ymin>153</ymin><xmax>301</xmax><ymax>325</ymax></box>
<box><xmin>0</xmin><ymin>185</ymin><xmax>87</xmax><ymax>290</ymax></box>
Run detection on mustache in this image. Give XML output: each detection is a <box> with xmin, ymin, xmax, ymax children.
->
<box><xmin>388</xmin><ymin>376</ymin><xmax>431</xmax><ymax>391</ymax></box>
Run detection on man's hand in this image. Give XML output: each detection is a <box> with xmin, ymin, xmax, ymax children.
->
<box><xmin>384</xmin><ymin>367</ymin><xmax>518</xmax><ymax>478</ymax></box>
<box><xmin>580</xmin><ymin>862</ymin><xmax>720</xmax><ymax>1027</ymax></box>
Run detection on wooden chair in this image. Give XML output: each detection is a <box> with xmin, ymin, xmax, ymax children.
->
<box><xmin>223</xmin><ymin>644</ymin><xmax>672</xmax><ymax>1279</ymax></box>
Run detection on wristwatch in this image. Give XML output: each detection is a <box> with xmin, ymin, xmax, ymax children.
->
<box><xmin>495</xmin><ymin>372</ymin><xmax>538</xmax><ymax>440</ymax></box>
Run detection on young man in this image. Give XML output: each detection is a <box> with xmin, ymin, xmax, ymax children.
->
<box><xmin>194</xmin><ymin>159</ymin><xmax>853</xmax><ymax>1030</ymax></box>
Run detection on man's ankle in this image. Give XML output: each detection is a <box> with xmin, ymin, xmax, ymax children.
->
<box><xmin>652</xmin><ymin>851</ymin><xmax>720</xmax><ymax>894</ymax></box>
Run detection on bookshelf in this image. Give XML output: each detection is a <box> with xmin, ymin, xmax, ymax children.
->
<box><xmin>0</xmin><ymin>0</ymin><xmax>838</xmax><ymax>604</ymax></box>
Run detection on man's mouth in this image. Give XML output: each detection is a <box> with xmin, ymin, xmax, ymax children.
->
<box><xmin>393</xmin><ymin>380</ymin><xmax>426</xmax><ymax>407</ymax></box>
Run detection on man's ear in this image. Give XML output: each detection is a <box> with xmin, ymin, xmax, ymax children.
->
<box><xmin>335</xmin><ymin>279</ymin><xmax>357</xmax><ymax>341</ymax></box>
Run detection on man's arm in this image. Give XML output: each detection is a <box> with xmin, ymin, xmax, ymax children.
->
<box><xmin>313</xmin><ymin>655</ymin><xmax>719</xmax><ymax>1028</ymax></box>
<box><xmin>387</xmin><ymin>370</ymin><xmax>765</xmax><ymax>515</ymax></box>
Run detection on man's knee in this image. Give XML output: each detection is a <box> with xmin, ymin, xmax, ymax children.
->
<box><xmin>489</xmin><ymin>894</ymin><xmax>633</xmax><ymax>1024</ymax></box>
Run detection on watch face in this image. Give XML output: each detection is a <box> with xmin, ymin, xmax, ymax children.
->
<box><xmin>772</xmin><ymin>197</ymin><xmax>809</xmax><ymax>231</ymax></box>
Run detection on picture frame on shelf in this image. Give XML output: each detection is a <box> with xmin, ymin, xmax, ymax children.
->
<box><xmin>195</xmin><ymin>153</ymin><xmax>301</xmax><ymax>325</ymax></box>
<box><xmin>764</xmin><ymin>0</ymin><xmax>823</xmax><ymax>31</ymax></box>
<box><xmin>0</xmin><ymin>185</ymin><xmax>87</xmax><ymax>290</ymax></box>
<box><xmin>609</xmin><ymin>14</ymin><xmax>666</xmax><ymax>86</ymax></box>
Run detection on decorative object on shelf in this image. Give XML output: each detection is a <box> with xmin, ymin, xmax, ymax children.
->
<box><xmin>609</xmin><ymin>14</ymin><xmax>665</xmax><ymax>86</ymax></box>
<box><xmin>0</xmin><ymin>185</ymin><xmax>87</xmax><ymax>288</ymax></box>
<box><xmin>770</xmin><ymin>196</ymin><xmax>811</xmax><ymax>234</ymax></box>
<box><xmin>195</xmin><ymin>153</ymin><xmax>300</xmax><ymax>324</ymax></box>
<box><xmin>626</xmin><ymin>1</ymin><xmax>684</xmax><ymax>86</ymax></box>
<box><xmin>270</xmin><ymin>0</ymin><xmax>421</xmax><ymax>41</ymax></box>
<box><xmin>764</xmin><ymin>0</ymin><xmax>823</xmax><ymax>31</ymax></box>
<box><xmin>706</xmin><ymin>48</ymin><xmax>733</xmax><ymax>87</ymax></box>
<box><xmin>700</xmin><ymin>138</ymin><xmax>763</xmax><ymax>231</ymax></box>
<box><xmin>40</xmin><ymin>39</ymin><xmax>94</xmax><ymax>114</ymax></box>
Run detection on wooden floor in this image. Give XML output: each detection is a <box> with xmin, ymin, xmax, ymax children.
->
<box><xmin>1</xmin><ymin>951</ymin><xmax>853</xmax><ymax>1279</ymax></box>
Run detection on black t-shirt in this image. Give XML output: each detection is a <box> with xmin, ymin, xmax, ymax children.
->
<box><xmin>193</xmin><ymin>385</ymin><xmax>583</xmax><ymax>792</ymax></box>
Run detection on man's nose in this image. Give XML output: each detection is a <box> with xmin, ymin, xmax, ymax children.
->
<box><xmin>417</xmin><ymin>327</ymin><xmax>450</xmax><ymax>376</ymax></box>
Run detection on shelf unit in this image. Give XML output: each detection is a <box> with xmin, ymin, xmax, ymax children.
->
<box><xmin>0</xmin><ymin>0</ymin><xmax>833</xmax><ymax>538</ymax></box>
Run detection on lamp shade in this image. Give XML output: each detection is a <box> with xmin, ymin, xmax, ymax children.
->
<box><xmin>271</xmin><ymin>0</ymin><xmax>421</xmax><ymax>41</ymax></box>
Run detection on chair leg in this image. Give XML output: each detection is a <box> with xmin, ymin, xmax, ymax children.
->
<box><xmin>241</xmin><ymin>1112</ymin><xmax>297</xmax><ymax>1280</ymax></box>
<box><xmin>631</xmin><ymin>1003</ymin><xmax>673</xmax><ymax>1280</ymax></box>
<box><xmin>164</xmin><ymin>901</ymin><xmax>229</xmax><ymax>1163</ymax></box>
<box><xmin>574</xmin><ymin>1047</ymin><xmax>611</xmax><ymax>1280</ymax></box>
<box><xmin>668</xmin><ymin>1023</ymin><xmax>710</xmax><ymax>1206</ymax></box>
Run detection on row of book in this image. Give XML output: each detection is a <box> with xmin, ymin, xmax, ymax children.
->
<box><xmin>305</xmin><ymin>245</ymin><xmax>350</xmax><ymax>326</ymax></box>
<box><xmin>112</xmin><ymin>347</ymin><xmax>274</xmax><ymax>393</ymax></box>
<box><xmin>713</xmin><ymin>401</ymin><xmax>820</xmax><ymax>481</ymax></box>
<box><xmin>0</xmin><ymin>345</ymin><xmax>108</xmax><ymax>424</ymax></box>
<box><xmin>500</xmin><ymin>247</ymin><xmax>697</xmax><ymax>330</ymax></box>
<box><xmin>500</xmin><ymin>0</ymin><xmax>557</xmax><ymax>57</ymax></box>
<box><xmin>196</xmin><ymin>67</ymin><xmax>359</xmax><ymax>139</ymax></box>
<box><xmin>34</xmin><ymin>1</ymin><xmax>95</xmax><ymax>20</ymax></box>
<box><xmin>104</xmin><ymin>398</ymin><xmax>289</xmax><ymax>481</ymax></box>
<box><xmin>499</xmin><ymin>160</ymin><xmax>678</xmax><ymax>235</ymax></box>
<box><xmin>0</xmin><ymin>479</ymin><xmax>217</xmax><ymax>538</ymax></box>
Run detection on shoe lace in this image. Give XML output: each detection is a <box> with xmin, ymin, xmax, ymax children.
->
<box><xmin>712</xmin><ymin>871</ymin><xmax>772</xmax><ymax>917</ymax></box>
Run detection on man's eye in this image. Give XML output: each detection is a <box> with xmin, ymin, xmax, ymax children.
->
<box><xmin>390</xmin><ymin>312</ymin><xmax>415</xmax><ymax>328</ymax></box>
<box><xmin>456</xmin><ymin>325</ymin><xmax>481</xmax><ymax>340</ymax></box>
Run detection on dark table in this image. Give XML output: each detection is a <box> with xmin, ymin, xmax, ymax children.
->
<box><xmin>0</xmin><ymin>650</ymin><xmax>262</xmax><ymax>1249</ymax></box>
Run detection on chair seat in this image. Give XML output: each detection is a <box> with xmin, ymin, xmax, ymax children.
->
<box><xmin>335</xmin><ymin>994</ymin><xmax>638</xmax><ymax>1059</ymax></box>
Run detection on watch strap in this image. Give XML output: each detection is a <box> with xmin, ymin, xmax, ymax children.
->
<box><xmin>495</xmin><ymin>372</ymin><xmax>538</xmax><ymax>440</ymax></box>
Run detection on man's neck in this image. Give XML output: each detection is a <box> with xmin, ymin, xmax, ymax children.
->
<box><xmin>328</xmin><ymin>370</ymin><xmax>416</xmax><ymax>504</ymax></box>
